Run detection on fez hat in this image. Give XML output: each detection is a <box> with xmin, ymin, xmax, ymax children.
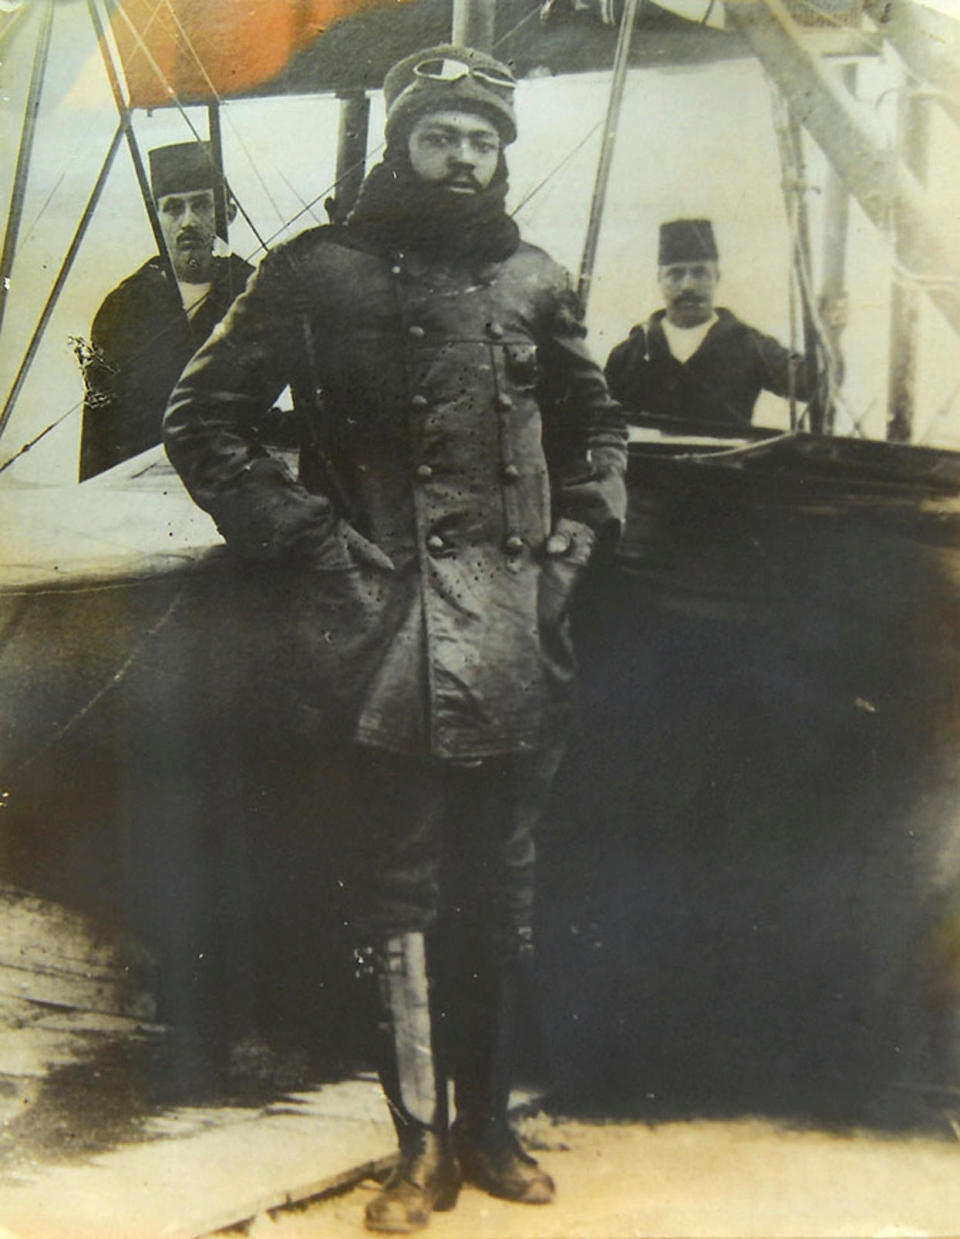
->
<box><xmin>148</xmin><ymin>142</ymin><xmax>218</xmax><ymax>200</ymax></box>
<box><xmin>659</xmin><ymin>219</ymin><xmax>718</xmax><ymax>265</ymax></box>
<box><xmin>383</xmin><ymin>45</ymin><xmax>518</xmax><ymax>145</ymax></box>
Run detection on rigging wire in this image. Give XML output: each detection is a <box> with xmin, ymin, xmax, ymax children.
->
<box><xmin>918</xmin><ymin>381</ymin><xmax>960</xmax><ymax>447</ymax></box>
<box><xmin>108</xmin><ymin>0</ymin><xmax>273</xmax><ymax>255</ymax></box>
<box><xmin>0</xmin><ymin>0</ymin><xmax>340</xmax><ymax>455</ymax></box>
<box><xmin>0</xmin><ymin>128</ymin><xmax>383</xmax><ymax>466</ymax></box>
<box><xmin>494</xmin><ymin>2</ymin><xmax>542</xmax><ymax>50</ymax></box>
<box><xmin>159</xmin><ymin>0</ymin><xmax>325</xmax><ymax>232</ymax></box>
<box><xmin>0</xmin><ymin>402</ymin><xmax>82</xmax><ymax>476</ymax></box>
<box><xmin>20</xmin><ymin>170</ymin><xmax>67</xmax><ymax>252</ymax></box>
<box><xmin>1</xmin><ymin>585</ymin><xmax>187</xmax><ymax>784</ymax></box>
<box><xmin>246</xmin><ymin>140</ymin><xmax>385</xmax><ymax>254</ymax></box>
<box><xmin>0</xmin><ymin>135</ymin><xmax>387</xmax><ymax>467</ymax></box>
<box><xmin>511</xmin><ymin>117</ymin><xmax>601</xmax><ymax>217</ymax></box>
<box><xmin>111</xmin><ymin>0</ymin><xmax>382</xmax><ymax>251</ymax></box>
<box><xmin>2</xmin><ymin>5</ymin><xmax>618</xmax><ymax>466</ymax></box>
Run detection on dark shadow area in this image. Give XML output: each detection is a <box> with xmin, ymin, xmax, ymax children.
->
<box><xmin>536</xmin><ymin>448</ymin><xmax>960</xmax><ymax>1133</ymax></box>
<box><xmin>3</xmin><ymin>440</ymin><xmax>960</xmax><ymax>1134</ymax></box>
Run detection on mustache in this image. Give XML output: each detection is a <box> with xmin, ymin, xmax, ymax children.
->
<box><xmin>440</xmin><ymin>169</ymin><xmax>483</xmax><ymax>191</ymax></box>
<box><xmin>176</xmin><ymin>228</ymin><xmax>205</xmax><ymax>245</ymax></box>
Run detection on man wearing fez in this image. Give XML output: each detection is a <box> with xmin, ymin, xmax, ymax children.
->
<box><xmin>606</xmin><ymin>218</ymin><xmax>817</xmax><ymax>426</ymax></box>
<box><xmin>164</xmin><ymin>46</ymin><xmax>626</xmax><ymax>1233</ymax></box>
<box><xmin>79</xmin><ymin>141</ymin><xmax>253</xmax><ymax>480</ymax></box>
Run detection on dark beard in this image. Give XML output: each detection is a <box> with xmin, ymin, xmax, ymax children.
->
<box><xmin>346</xmin><ymin>147</ymin><xmax>520</xmax><ymax>265</ymax></box>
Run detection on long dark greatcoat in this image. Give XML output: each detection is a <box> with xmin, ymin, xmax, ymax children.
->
<box><xmin>164</xmin><ymin>226</ymin><xmax>626</xmax><ymax>762</ymax></box>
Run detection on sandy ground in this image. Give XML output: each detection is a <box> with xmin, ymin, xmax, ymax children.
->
<box><xmin>244</xmin><ymin>1115</ymin><xmax>960</xmax><ymax>1239</ymax></box>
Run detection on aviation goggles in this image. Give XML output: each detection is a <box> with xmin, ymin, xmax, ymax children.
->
<box><xmin>412</xmin><ymin>57</ymin><xmax>516</xmax><ymax>92</ymax></box>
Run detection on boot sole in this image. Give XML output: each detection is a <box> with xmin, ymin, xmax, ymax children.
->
<box><xmin>460</xmin><ymin>1174</ymin><xmax>555</xmax><ymax>1205</ymax></box>
<box><xmin>364</xmin><ymin>1181</ymin><xmax>460</xmax><ymax>1232</ymax></box>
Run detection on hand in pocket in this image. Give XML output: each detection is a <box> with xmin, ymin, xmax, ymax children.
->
<box><xmin>296</xmin><ymin>517</ymin><xmax>395</xmax><ymax>572</ymax></box>
<box><xmin>539</xmin><ymin>517</ymin><xmax>595</xmax><ymax>629</ymax></box>
<box><xmin>338</xmin><ymin>522</ymin><xmax>395</xmax><ymax>573</ymax></box>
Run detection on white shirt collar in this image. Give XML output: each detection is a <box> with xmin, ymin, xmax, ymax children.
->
<box><xmin>660</xmin><ymin>312</ymin><xmax>719</xmax><ymax>364</ymax></box>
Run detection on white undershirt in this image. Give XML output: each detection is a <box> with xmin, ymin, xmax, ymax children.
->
<box><xmin>177</xmin><ymin>280</ymin><xmax>212</xmax><ymax>317</ymax></box>
<box><xmin>661</xmin><ymin>313</ymin><xmax>718</xmax><ymax>364</ymax></box>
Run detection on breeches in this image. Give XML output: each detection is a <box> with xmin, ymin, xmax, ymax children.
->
<box><xmin>344</xmin><ymin>740</ymin><xmax>566</xmax><ymax>950</ymax></box>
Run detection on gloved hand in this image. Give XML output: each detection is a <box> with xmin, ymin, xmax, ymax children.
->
<box><xmin>292</xmin><ymin>515</ymin><xmax>395</xmax><ymax>572</ymax></box>
<box><xmin>212</xmin><ymin>458</ymin><xmax>334</xmax><ymax>560</ymax></box>
<box><xmin>544</xmin><ymin>516</ymin><xmax>595</xmax><ymax>560</ymax></box>
<box><xmin>559</xmin><ymin>446</ymin><xmax>628</xmax><ymax>540</ymax></box>
<box><xmin>338</xmin><ymin>521</ymin><xmax>396</xmax><ymax>572</ymax></box>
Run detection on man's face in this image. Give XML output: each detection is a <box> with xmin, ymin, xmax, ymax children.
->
<box><xmin>658</xmin><ymin>260</ymin><xmax>720</xmax><ymax>328</ymax></box>
<box><xmin>407</xmin><ymin>110</ymin><xmax>501</xmax><ymax>195</ymax></box>
<box><xmin>157</xmin><ymin>189</ymin><xmax>218</xmax><ymax>281</ymax></box>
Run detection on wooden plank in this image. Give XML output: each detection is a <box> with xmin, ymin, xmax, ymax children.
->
<box><xmin>0</xmin><ymin>887</ymin><xmax>151</xmax><ymax>1018</ymax></box>
<box><xmin>0</xmin><ymin>960</ymin><xmax>126</xmax><ymax>1017</ymax></box>
<box><xmin>0</xmin><ymin>1083</ymin><xmax>396</xmax><ymax>1239</ymax></box>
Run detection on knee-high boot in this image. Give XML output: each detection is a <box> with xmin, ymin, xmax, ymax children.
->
<box><xmin>449</xmin><ymin>933</ymin><xmax>555</xmax><ymax>1205</ymax></box>
<box><xmin>360</xmin><ymin>932</ymin><xmax>460</xmax><ymax>1233</ymax></box>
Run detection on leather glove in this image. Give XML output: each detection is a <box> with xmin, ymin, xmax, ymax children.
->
<box><xmin>211</xmin><ymin>458</ymin><xmax>334</xmax><ymax>560</ymax></box>
<box><xmin>559</xmin><ymin>446</ymin><xmax>628</xmax><ymax>541</ymax></box>
<box><xmin>545</xmin><ymin>516</ymin><xmax>596</xmax><ymax>560</ymax></box>
<box><xmin>292</xmin><ymin>515</ymin><xmax>395</xmax><ymax>572</ymax></box>
<box><xmin>337</xmin><ymin>521</ymin><xmax>396</xmax><ymax>572</ymax></box>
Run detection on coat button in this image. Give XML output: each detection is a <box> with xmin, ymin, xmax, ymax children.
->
<box><xmin>487</xmin><ymin>321</ymin><xmax>504</xmax><ymax>339</ymax></box>
<box><xmin>415</xmin><ymin>464</ymin><xmax>433</xmax><ymax>481</ymax></box>
<box><xmin>410</xmin><ymin>394</ymin><xmax>429</xmax><ymax>410</ymax></box>
<box><xmin>408</xmin><ymin>324</ymin><xmax>426</xmax><ymax>339</ymax></box>
<box><xmin>426</xmin><ymin>534</ymin><xmax>446</xmax><ymax>554</ymax></box>
<box><xmin>391</xmin><ymin>264</ymin><xmax>402</xmax><ymax>275</ymax></box>
<box><xmin>502</xmin><ymin>464</ymin><xmax>520</xmax><ymax>482</ymax></box>
<box><xmin>504</xmin><ymin>535</ymin><xmax>524</xmax><ymax>556</ymax></box>
<box><xmin>494</xmin><ymin>394</ymin><xmax>513</xmax><ymax>411</ymax></box>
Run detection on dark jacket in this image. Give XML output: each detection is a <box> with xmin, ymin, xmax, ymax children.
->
<box><xmin>79</xmin><ymin>253</ymin><xmax>253</xmax><ymax>480</ymax></box>
<box><xmin>164</xmin><ymin>225</ymin><xmax>627</xmax><ymax>760</ymax></box>
<box><xmin>604</xmin><ymin>307</ymin><xmax>813</xmax><ymax>426</ymax></box>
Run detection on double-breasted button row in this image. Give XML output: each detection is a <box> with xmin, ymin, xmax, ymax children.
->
<box><xmin>424</xmin><ymin>533</ymin><xmax>526</xmax><ymax>557</ymax></box>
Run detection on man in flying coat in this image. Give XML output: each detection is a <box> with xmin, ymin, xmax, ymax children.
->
<box><xmin>164</xmin><ymin>45</ymin><xmax>627</xmax><ymax>1233</ymax></box>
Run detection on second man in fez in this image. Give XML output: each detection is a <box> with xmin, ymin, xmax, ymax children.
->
<box><xmin>606</xmin><ymin>218</ymin><xmax>817</xmax><ymax>426</ymax></box>
<box><xmin>164</xmin><ymin>45</ymin><xmax>627</xmax><ymax>1234</ymax></box>
<box><xmin>78</xmin><ymin>141</ymin><xmax>253</xmax><ymax>480</ymax></box>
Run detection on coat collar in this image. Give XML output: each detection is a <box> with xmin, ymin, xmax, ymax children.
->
<box><xmin>647</xmin><ymin>306</ymin><xmax>741</xmax><ymax>361</ymax></box>
<box><xmin>142</xmin><ymin>252</ymin><xmax>249</xmax><ymax>288</ymax></box>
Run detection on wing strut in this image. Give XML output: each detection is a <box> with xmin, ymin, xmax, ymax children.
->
<box><xmin>86</xmin><ymin>0</ymin><xmax>180</xmax><ymax>296</ymax></box>
<box><xmin>886</xmin><ymin>78</ymin><xmax>931</xmax><ymax>444</ymax></box>
<box><xmin>726</xmin><ymin>0</ymin><xmax>960</xmax><ymax>340</ymax></box>
<box><xmin>0</xmin><ymin>0</ymin><xmax>54</xmax><ymax>345</ymax></box>
<box><xmin>0</xmin><ymin>126</ymin><xmax>125</xmax><ymax>443</ymax></box>
<box><xmin>576</xmin><ymin>0</ymin><xmax>641</xmax><ymax>316</ymax></box>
